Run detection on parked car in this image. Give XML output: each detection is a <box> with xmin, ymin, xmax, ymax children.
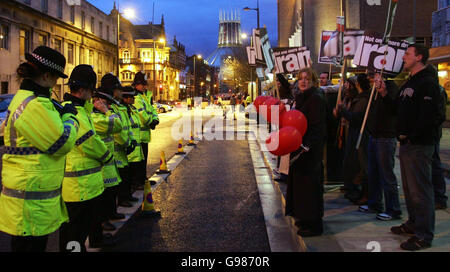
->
<box><xmin>155</xmin><ymin>103</ymin><xmax>172</xmax><ymax>113</ymax></box>
<box><xmin>0</xmin><ymin>94</ymin><xmax>14</xmax><ymax>126</ymax></box>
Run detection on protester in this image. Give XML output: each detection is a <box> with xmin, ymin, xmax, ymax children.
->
<box><xmin>334</xmin><ymin>74</ymin><xmax>371</xmax><ymax>205</ymax></box>
<box><xmin>321</xmin><ymin>72</ymin><xmax>342</xmax><ymax>184</ymax></box>
<box><xmin>381</xmin><ymin>44</ymin><xmax>445</xmax><ymax>250</ymax></box>
<box><xmin>360</xmin><ymin>72</ymin><xmax>402</xmax><ymax>221</ymax></box>
<box><xmin>285</xmin><ymin>67</ymin><xmax>327</xmax><ymax>237</ymax></box>
<box><xmin>91</xmin><ymin>87</ymin><xmax>124</xmax><ymax>231</ymax></box>
<box><xmin>59</xmin><ymin>65</ymin><xmax>115</xmax><ymax>251</ymax></box>
<box><xmin>319</xmin><ymin>72</ymin><xmax>331</xmax><ymax>87</ymax></box>
<box><xmin>0</xmin><ymin>46</ymin><xmax>79</xmax><ymax>252</ymax></box>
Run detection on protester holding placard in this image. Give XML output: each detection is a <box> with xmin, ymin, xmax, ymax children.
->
<box><xmin>285</xmin><ymin>68</ymin><xmax>327</xmax><ymax>237</ymax></box>
<box><xmin>359</xmin><ymin>72</ymin><xmax>402</xmax><ymax>221</ymax></box>
<box><xmin>379</xmin><ymin>44</ymin><xmax>445</xmax><ymax>251</ymax></box>
<box><xmin>333</xmin><ymin>74</ymin><xmax>371</xmax><ymax>205</ymax></box>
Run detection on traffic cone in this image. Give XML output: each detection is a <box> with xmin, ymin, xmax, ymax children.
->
<box><xmin>156</xmin><ymin>151</ymin><xmax>170</xmax><ymax>174</ymax></box>
<box><xmin>175</xmin><ymin>139</ymin><xmax>186</xmax><ymax>155</ymax></box>
<box><xmin>141</xmin><ymin>179</ymin><xmax>161</xmax><ymax>218</ymax></box>
<box><xmin>187</xmin><ymin>131</ymin><xmax>196</xmax><ymax>146</ymax></box>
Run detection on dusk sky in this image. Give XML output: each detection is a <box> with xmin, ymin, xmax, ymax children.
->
<box><xmin>89</xmin><ymin>0</ymin><xmax>278</xmax><ymax>58</ymax></box>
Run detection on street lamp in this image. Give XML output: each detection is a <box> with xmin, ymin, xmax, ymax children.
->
<box><xmin>243</xmin><ymin>0</ymin><xmax>260</xmax><ymax>29</ymax></box>
<box><xmin>193</xmin><ymin>54</ymin><xmax>202</xmax><ymax>97</ymax></box>
<box><xmin>243</xmin><ymin>0</ymin><xmax>260</xmax><ymax>123</ymax></box>
<box><xmin>241</xmin><ymin>32</ymin><xmax>254</xmax><ymax>102</ymax></box>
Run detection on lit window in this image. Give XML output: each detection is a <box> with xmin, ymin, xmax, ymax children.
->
<box><xmin>0</xmin><ymin>24</ymin><xmax>9</xmax><ymax>50</ymax></box>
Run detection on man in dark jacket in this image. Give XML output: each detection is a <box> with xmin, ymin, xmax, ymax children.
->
<box><xmin>360</xmin><ymin>74</ymin><xmax>402</xmax><ymax>221</ymax></box>
<box><xmin>431</xmin><ymin>73</ymin><xmax>448</xmax><ymax>210</ymax></box>
<box><xmin>380</xmin><ymin>44</ymin><xmax>445</xmax><ymax>251</ymax></box>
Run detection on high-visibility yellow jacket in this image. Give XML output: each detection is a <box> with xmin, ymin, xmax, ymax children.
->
<box><xmin>0</xmin><ymin>88</ymin><xmax>79</xmax><ymax>236</ymax></box>
<box><xmin>91</xmin><ymin>109</ymin><xmax>123</xmax><ymax>188</ymax></box>
<box><xmin>62</xmin><ymin>95</ymin><xmax>113</xmax><ymax>202</ymax></box>
<box><xmin>133</xmin><ymin>91</ymin><xmax>153</xmax><ymax>143</ymax></box>
<box><xmin>110</xmin><ymin>103</ymin><xmax>131</xmax><ymax>168</ymax></box>
<box><xmin>144</xmin><ymin>90</ymin><xmax>159</xmax><ymax>142</ymax></box>
<box><xmin>126</xmin><ymin>105</ymin><xmax>144</xmax><ymax>163</ymax></box>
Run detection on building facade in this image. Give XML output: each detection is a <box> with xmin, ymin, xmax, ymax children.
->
<box><xmin>117</xmin><ymin>14</ymin><xmax>185</xmax><ymax>102</ymax></box>
<box><xmin>277</xmin><ymin>0</ymin><xmax>437</xmax><ymax>73</ymax></box>
<box><xmin>0</xmin><ymin>0</ymin><xmax>117</xmax><ymax>97</ymax></box>
<box><xmin>430</xmin><ymin>0</ymin><xmax>450</xmax><ymax>94</ymax></box>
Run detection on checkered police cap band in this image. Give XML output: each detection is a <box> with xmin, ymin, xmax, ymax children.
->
<box><xmin>31</xmin><ymin>53</ymin><xmax>65</xmax><ymax>74</ymax></box>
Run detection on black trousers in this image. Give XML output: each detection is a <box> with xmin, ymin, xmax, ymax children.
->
<box><xmin>118</xmin><ymin>166</ymin><xmax>132</xmax><ymax>202</ymax></box>
<box><xmin>141</xmin><ymin>142</ymin><xmax>149</xmax><ymax>180</ymax></box>
<box><xmin>102</xmin><ymin>185</ymin><xmax>119</xmax><ymax>220</ymax></box>
<box><xmin>129</xmin><ymin>161</ymin><xmax>145</xmax><ymax>190</ymax></box>
<box><xmin>11</xmin><ymin>235</ymin><xmax>48</xmax><ymax>252</ymax></box>
<box><xmin>59</xmin><ymin>194</ymin><xmax>103</xmax><ymax>252</ymax></box>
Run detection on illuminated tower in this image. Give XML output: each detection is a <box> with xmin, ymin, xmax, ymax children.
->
<box><xmin>206</xmin><ymin>9</ymin><xmax>246</xmax><ymax>67</ymax></box>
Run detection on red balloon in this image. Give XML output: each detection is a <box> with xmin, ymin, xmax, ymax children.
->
<box><xmin>270</xmin><ymin>101</ymin><xmax>286</xmax><ymax>125</ymax></box>
<box><xmin>253</xmin><ymin>96</ymin><xmax>269</xmax><ymax>113</ymax></box>
<box><xmin>260</xmin><ymin>97</ymin><xmax>279</xmax><ymax>122</ymax></box>
<box><xmin>265</xmin><ymin>126</ymin><xmax>303</xmax><ymax>156</ymax></box>
<box><xmin>281</xmin><ymin>110</ymin><xmax>308</xmax><ymax>136</ymax></box>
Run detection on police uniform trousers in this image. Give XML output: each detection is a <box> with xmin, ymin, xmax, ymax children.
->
<box><xmin>59</xmin><ymin>194</ymin><xmax>102</xmax><ymax>252</ymax></box>
<box><xmin>118</xmin><ymin>166</ymin><xmax>132</xmax><ymax>202</ymax></box>
<box><xmin>11</xmin><ymin>235</ymin><xmax>48</xmax><ymax>252</ymax></box>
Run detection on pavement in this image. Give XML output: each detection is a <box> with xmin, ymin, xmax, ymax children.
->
<box><xmin>253</xmin><ymin>121</ymin><xmax>450</xmax><ymax>252</ymax></box>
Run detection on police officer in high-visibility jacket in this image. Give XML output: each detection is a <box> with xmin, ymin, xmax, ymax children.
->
<box><xmin>0</xmin><ymin>46</ymin><xmax>79</xmax><ymax>252</ymax></box>
<box><xmin>132</xmin><ymin>72</ymin><xmax>158</xmax><ymax>190</ymax></box>
<box><xmin>91</xmin><ymin>89</ymin><xmax>123</xmax><ymax>232</ymax></box>
<box><xmin>122</xmin><ymin>87</ymin><xmax>161</xmax><ymax>217</ymax></box>
<box><xmin>58</xmin><ymin>65</ymin><xmax>115</xmax><ymax>252</ymax></box>
<box><xmin>102</xmin><ymin>75</ymin><xmax>137</xmax><ymax>207</ymax></box>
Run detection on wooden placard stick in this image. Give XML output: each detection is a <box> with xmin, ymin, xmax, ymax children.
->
<box><xmin>335</xmin><ymin>57</ymin><xmax>347</xmax><ymax>109</ymax></box>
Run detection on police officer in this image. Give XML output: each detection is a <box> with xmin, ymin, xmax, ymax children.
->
<box><xmin>132</xmin><ymin>72</ymin><xmax>159</xmax><ymax>190</ymax></box>
<box><xmin>100</xmin><ymin>75</ymin><xmax>137</xmax><ymax>207</ymax></box>
<box><xmin>122</xmin><ymin>86</ymin><xmax>161</xmax><ymax>217</ymax></box>
<box><xmin>59</xmin><ymin>65</ymin><xmax>115</xmax><ymax>252</ymax></box>
<box><xmin>91</xmin><ymin>88</ymin><xmax>123</xmax><ymax>231</ymax></box>
<box><xmin>0</xmin><ymin>46</ymin><xmax>79</xmax><ymax>252</ymax></box>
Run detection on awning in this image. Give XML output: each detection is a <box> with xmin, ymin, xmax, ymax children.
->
<box><xmin>429</xmin><ymin>45</ymin><xmax>450</xmax><ymax>63</ymax></box>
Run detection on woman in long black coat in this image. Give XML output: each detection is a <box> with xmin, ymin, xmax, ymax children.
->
<box><xmin>285</xmin><ymin>68</ymin><xmax>327</xmax><ymax>237</ymax></box>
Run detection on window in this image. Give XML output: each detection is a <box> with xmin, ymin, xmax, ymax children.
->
<box><xmin>91</xmin><ymin>17</ymin><xmax>95</xmax><ymax>34</ymax></box>
<box><xmin>24</xmin><ymin>0</ymin><xmax>31</xmax><ymax>4</ymax></box>
<box><xmin>99</xmin><ymin>22</ymin><xmax>103</xmax><ymax>38</ymax></box>
<box><xmin>123</xmin><ymin>50</ymin><xmax>130</xmax><ymax>63</ymax></box>
<box><xmin>54</xmin><ymin>39</ymin><xmax>62</xmax><ymax>53</ymax></box>
<box><xmin>79</xmin><ymin>47</ymin><xmax>84</xmax><ymax>64</ymax></box>
<box><xmin>41</xmin><ymin>0</ymin><xmax>48</xmax><ymax>13</ymax></box>
<box><xmin>19</xmin><ymin>29</ymin><xmax>30</xmax><ymax>57</ymax></box>
<box><xmin>70</xmin><ymin>6</ymin><xmax>75</xmax><ymax>24</ymax></box>
<box><xmin>57</xmin><ymin>0</ymin><xmax>63</xmax><ymax>19</ymax></box>
<box><xmin>1</xmin><ymin>82</ymin><xmax>8</xmax><ymax>94</ymax></box>
<box><xmin>38</xmin><ymin>34</ymin><xmax>47</xmax><ymax>46</ymax></box>
<box><xmin>89</xmin><ymin>50</ymin><xmax>94</xmax><ymax>66</ymax></box>
<box><xmin>68</xmin><ymin>43</ymin><xmax>74</xmax><ymax>64</ymax></box>
<box><xmin>98</xmin><ymin>53</ymin><xmax>102</xmax><ymax>73</ymax></box>
<box><xmin>0</xmin><ymin>24</ymin><xmax>9</xmax><ymax>50</ymax></box>
<box><xmin>107</xmin><ymin>26</ymin><xmax>110</xmax><ymax>41</ymax></box>
<box><xmin>81</xmin><ymin>11</ymin><xmax>85</xmax><ymax>30</ymax></box>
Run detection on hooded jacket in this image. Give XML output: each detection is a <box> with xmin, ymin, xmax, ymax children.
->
<box><xmin>367</xmin><ymin>80</ymin><xmax>399</xmax><ymax>138</ymax></box>
<box><xmin>392</xmin><ymin>65</ymin><xmax>444</xmax><ymax>145</ymax></box>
